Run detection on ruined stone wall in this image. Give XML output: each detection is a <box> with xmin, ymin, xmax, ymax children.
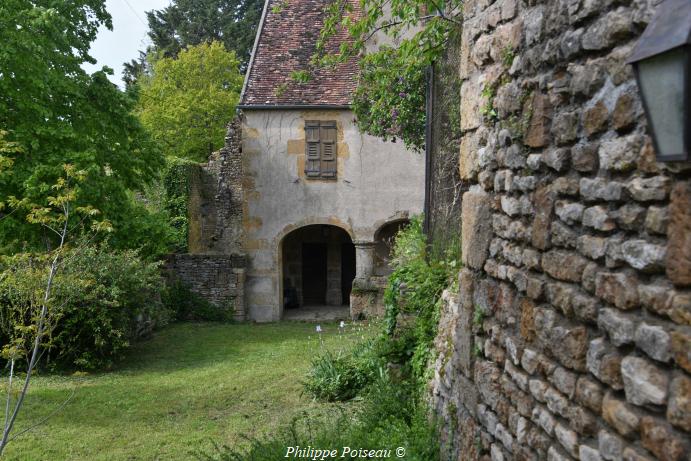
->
<box><xmin>168</xmin><ymin>120</ymin><xmax>248</xmax><ymax>317</ymax></box>
<box><xmin>430</xmin><ymin>1</ymin><xmax>691</xmax><ymax>460</ymax></box>
<box><xmin>165</xmin><ymin>254</ymin><xmax>246</xmax><ymax>320</ymax></box>
<box><xmin>188</xmin><ymin>119</ymin><xmax>245</xmax><ymax>255</ymax></box>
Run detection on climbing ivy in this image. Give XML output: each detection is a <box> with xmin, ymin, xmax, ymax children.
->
<box><xmin>162</xmin><ymin>159</ymin><xmax>198</xmax><ymax>252</ymax></box>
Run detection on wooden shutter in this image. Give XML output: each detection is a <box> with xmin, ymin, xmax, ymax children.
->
<box><xmin>319</xmin><ymin>122</ymin><xmax>337</xmax><ymax>178</ymax></box>
<box><xmin>305</xmin><ymin>121</ymin><xmax>321</xmax><ymax>178</ymax></box>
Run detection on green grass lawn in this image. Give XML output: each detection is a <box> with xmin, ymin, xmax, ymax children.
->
<box><xmin>3</xmin><ymin>321</ymin><xmax>374</xmax><ymax>461</ymax></box>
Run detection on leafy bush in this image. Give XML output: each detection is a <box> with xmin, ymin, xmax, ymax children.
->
<box><xmin>0</xmin><ymin>243</ymin><xmax>169</xmax><ymax>370</ymax></box>
<box><xmin>303</xmin><ymin>352</ymin><xmax>369</xmax><ymax>402</ymax></box>
<box><xmin>382</xmin><ymin>215</ymin><xmax>458</xmax><ymax>384</ymax></box>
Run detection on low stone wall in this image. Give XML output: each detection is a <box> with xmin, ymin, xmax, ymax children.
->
<box><xmin>165</xmin><ymin>254</ymin><xmax>247</xmax><ymax>320</ymax></box>
<box><xmin>350</xmin><ymin>276</ymin><xmax>388</xmax><ymax>319</ymax></box>
<box><xmin>430</xmin><ymin>1</ymin><xmax>690</xmax><ymax>460</ymax></box>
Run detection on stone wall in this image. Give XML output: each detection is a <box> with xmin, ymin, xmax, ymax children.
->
<box><xmin>430</xmin><ymin>1</ymin><xmax>690</xmax><ymax>460</ymax></box>
<box><xmin>165</xmin><ymin>254</ymin><xmax>247</xmax><ymax>320</ymax></box>
<box><xmin>168</xmin><ymin>119</ymin><xmax>248</xmax><ymax>317</ymax></box>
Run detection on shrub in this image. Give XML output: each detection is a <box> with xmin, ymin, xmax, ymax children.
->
<box><xmin>302</xmin><ymin>350</ymin><xmax>373</xmax><ymax>402</ymax></box>
<box><xmin>382</xmin><ymin>215</ymin><xmax>458</xmax><ymax>384</ymax></box>
<box><xmin>0</xmin><ymin>243</ymin><xmax>169</xmax><ymax>370</ymax></box>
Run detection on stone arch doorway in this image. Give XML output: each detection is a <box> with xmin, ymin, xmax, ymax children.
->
<box><xmin>280</xmin><ymin>224</ymin><xmax>355</xmax><ymax>320</ymax></box>
<box><xmin>373</xmin><ymin>219</ymin><xmax>410</xmax><ymax>276</ymax></box>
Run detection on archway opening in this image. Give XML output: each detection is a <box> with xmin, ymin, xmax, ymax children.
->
<box><xmin>373</xmin><ymin>219</ymin><xmax>410</xmax><ymax>276</ymax></box>
<box><xmin>281</xmin><ymin>225</ymin><xmax>355</xmax><ymax>318</ymax></box>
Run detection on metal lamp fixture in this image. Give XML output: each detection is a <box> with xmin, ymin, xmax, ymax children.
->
<box><xmin>627</xmin><ymin>0</ymin><xmax>691</xmax><ymax>162</ymax></box>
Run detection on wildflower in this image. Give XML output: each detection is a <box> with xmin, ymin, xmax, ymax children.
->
<box><xmin>316</xmin><ymin>325</ymin><xmax>322</xmax><ymax>333</ymax></box>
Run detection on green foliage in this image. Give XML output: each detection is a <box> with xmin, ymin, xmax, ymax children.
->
<box><xmin>316</xmin><ymin>0</ymin><xmax>462</xmax><ymax>149</ymax></box>
<box><xmin>203</xmin><ymin>376</ymin><xmax>439</xmax><ymax>461</ymax></box>
<box><xmin>144</xmin><ymin>0</ymin><xmax>262</xmax><ymax>69</ymax></box>
<box><xmin>480</xmin><ymin>84</ymin><xmax>498</xmax><ymax>121</ymax></box>
<box><xmin>0</xmin><ymin>243</ymin><xmax>168</xmax><ymax>370</ymax></box>
<box><xmin>289</xmin><ymin>70</ymin><xmax>311</xmax><ymax>84</ymax></box>
<box><xmin>0</xmin><ymin>1</ymin><xmax>167</xmax><ymax>255</ymax></box>
<box><xmin>302</xmin><ymin>339</ymin><xmax>382</xmax><ymax>402</ymax></box>
<box><xmin>382</xmin><ymin>215</ymin><xmax>458</xmax><ymax>385</ymax></box>
<box><xmin>137</xmin><ymin>42</ymin><xmax>243</xmax><ymax>162</ymax></box>
<box><xmin>162</xmin><ymin>280</ymin><xmax>233</xmax><ymax>322</ymax></box>
<box><xmin>160</xmin><ymin>158</ymin><xmax>199</xmax><ymax>252</ymax></box>
<box><xmin>302</xmin><ymin>351</ymin><xmax>370</xmax><ymax>402</ymax></box>
<box><xmin>353</xmin><ymin>47</ymin><xmax>427</xmax><ymax>151</ymax></box>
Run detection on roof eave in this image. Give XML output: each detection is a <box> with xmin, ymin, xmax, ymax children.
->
<box><xmin>238</xmin><ymin>0</ymin><xmax>272</xmax><ymax>106</ymax></box>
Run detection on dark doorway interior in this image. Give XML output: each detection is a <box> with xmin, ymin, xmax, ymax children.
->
<box><xmin>282</xmin><ymin>225</ymin><xmax>356</xmax><ymax>315</ymax></box>
<box><xmin>302</xmin><ymin>243</ymin><xmax>328</xmax><ymax>305</ymax></box>
<box><xmin>341</xmin><ymin>243</ymin><xmax>356</xmax><ymax>304</ymax></box>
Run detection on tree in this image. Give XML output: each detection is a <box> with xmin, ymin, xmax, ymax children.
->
<box><xmin>145</xmin><ymin>0</ymin><xmax>262</xmax><ymax>68</ymax></box>
<box><xmin>0</xmin><ymin>0</ymin><xmax>168</xmax><ymax>255</ymax></box>
<box><xmin>0</xmin><ymin>165</ymin><xmax>111</xmax><ymax>455</ymax></box>
<box><xmin>316</xmin><ymin>0</ymin><xmax>462</xmax><ymax>150</ymax></box>
<box><xmin>136</xmin><ymin>42</ymin><xmax>243</xmax><ymax>162</ymax></box>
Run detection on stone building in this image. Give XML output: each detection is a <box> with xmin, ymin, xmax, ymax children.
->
<box><xmin>428</xmin><ymin>1</ymin><xmax>691</xmax><ymax>460</ymax></box>
<box><xmin>170</xmin><ymin>0</ymin><xmax>425</xmax><ymax>322</ymax></box>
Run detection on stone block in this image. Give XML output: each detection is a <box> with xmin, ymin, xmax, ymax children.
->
<box><xmin>555</xmin><ymin>423</ymin><xmax>579</xmax><ymax>458</ymax></box>
<box><xmin>598</xmin><ymin>134</ymin><xmax>642</xmax><ymax>172</ymax></box>
<box><xmin>616</xmin><ymin>204</ymin><xmax>646</xmax><ymax>230</ymax></box>
<box><xmin>524</xmin><ymin>92</ymin><xmax>553</xmax><ymax>148</ymax></box>
<box><xmin>582</xmin><ymin>8</ymin><xmax>633</xmax><ymax>51</ymax></box>
<box><xmin>667</xmin><ymin>181</ymin><xmax>691</xmax><ymax>286</ymax></box>
<box><xmin>550</xmin><ymin>366</ymin><xmax>576</xmax><ymax>399</ymax></box>
<box><xmin>626</xmin><ymin>176</ymin><xmax>671</xmax><ymax>202</ymax></box>
<box><xmin>580</xmin><ymin>445</ymin><xmax>602</xmax><ymax>461</ymax></box>
<box><xmin>670</xmin><ymin>329</ymin><xmax>691</xmax><ymax>373</ymax></box>
<box><xmin>644</xmin><ymin>206</ymin><xmax>669</xmax><ymax>235</ymax></box>
<box><xmin>576</xmin><ymin>376</ymin><xmax>604</xmax><ymax>413</ymax></box>
<box><xmin>602</xmin><ymin>392</ymin><xmax>640</xmax><ymax>438</ymax></box>
<box><xmin>584</xmin><ymin>100</ymin><xmax>609</xmax><ymax>136</ymax></box>
<box><xmin>532</xmin><ymin>186</ymin><xmax>556</xmax><ymax>250</ymax></box>
<box><xmin>543</xmin><ymin>148</ymin><xmax>570</xmax><ymax>172</ymax></box>
<box><xmin>666</xmin><ymin>374</ymin><xmax>691</xmax><ymax>432</ymax></box>
<box><xmin>634</xmin><ymin>322</ymin><xmax>672</xmax><ymax>363</ymax></box>
<box><xmin>583</xmin><ymin>206</ymin><xmax>616</xmax><ymax>231</ymax></box>
<box><xmin>640</xmin><ymin>416</ymin><xmax>688</xmax><ymax>461</ymax></box>
<box><xmin>459</xmin><ymin>132</ymin><xmax>480</xmax><ymax>180</ymax></box>
<box><xmin>598</xmin><ymin>308</ymin><xmax>635</xmax><ymax>346</ymax></box>
<box><xmin>620</xmin><ymin>240</ymin><xmax>666</xmax><ymax>272</ymax></box>
<box><xmin>542</xmin><ymin>249</ymin><xmax>588</xmax><ymax>282</ymax></box>
<box><xmin>555</xmin><ymin>201</ymin><xmax>584</xmax><ymax>225</ymax></box>
<box><xmin>551</xmin><ymin>111</ymin><xmax>579</xmax><ymax>146</ymax></box>
<box><xmin>620</xmin><ymin>355</ymin><xmax>669</xmax><ymax>406</ymax></box>
<box><xmin>572</xmin><ymin>142</ymin><xmax>599</xmax><ymax>172</ymax></box>
<box><xmin>598</xmin><ymin>429</ymin><xmax>624</xmax><ymax>461</ymax></box>
<box><xmin>595</xmin><ymin>272</ymin><xmax>639</xmax><ymax>310</ymax></box>
<box><xmin>462</xmin><ymin>188</ymin><xmax>493</xmax><ymax>270</ymax></box>
<box><xmin>578</xmin><ymin>235</ymin><xmax>607</xmax><ymax>260</ymax></box>
<box><xmin>580</xmin><ymin>177</ymin><xmax>623</xmax><ymax>202</ymax></box>
<box><xmin>587</xmin><ymin>338</ymin><xmax>624</xmax><ymax>390</ymax></box>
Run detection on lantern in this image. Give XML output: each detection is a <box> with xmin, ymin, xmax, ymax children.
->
<box><xmin>628</xmin><ymin>0</ymin><xmax>691</xmax><ymax>161</ymax></box>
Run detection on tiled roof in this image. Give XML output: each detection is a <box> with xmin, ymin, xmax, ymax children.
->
<box><xmin>239</xmin><ymin>0</ymin><xmax>360</xmax><ymax>107</ymax></box>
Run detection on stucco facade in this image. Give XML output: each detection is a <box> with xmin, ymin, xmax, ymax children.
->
<box><xmin>240</xmin><ymin>109</ymin><xmax>424</xmax><ymax>321</ymax></box>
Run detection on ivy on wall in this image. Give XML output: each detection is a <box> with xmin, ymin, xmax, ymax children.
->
<box><xmin>162</xmin><ymin>159</ymin><xmax>198</xmax><ymax>253</ymax></box>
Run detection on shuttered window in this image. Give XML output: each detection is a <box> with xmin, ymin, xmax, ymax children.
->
<box><xmin>305</xmin><ymin>121</ymin><xmax>337</xmax><ymax>179</ymax></box>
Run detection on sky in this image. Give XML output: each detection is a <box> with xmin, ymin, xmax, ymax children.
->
<box><xmin>82</xmin><ymin>0</ymin><xmax>172</xmax><ymax>88</ymax></box>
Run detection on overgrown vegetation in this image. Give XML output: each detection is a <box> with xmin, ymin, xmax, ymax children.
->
<box><xmin>211</xmin><ymin>216</ymin><xmax>457</xmax><ymax>460</ymax></box>
<box><xmin>0</xmin><ymin>243</ymin><xmax>168</xmax><ymax>370</ymax></box>
<box><xmin>315</xmin><ymin>0</ymin><xmax>463</xmax><ymax>150</ymax></box>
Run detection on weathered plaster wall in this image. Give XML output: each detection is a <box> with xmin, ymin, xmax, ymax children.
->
<box><xmin>241</xmin><ymin>109</ymin><xmax>425</xmax><ymax>321</ymax></box>
<box><xmin>431</xmin><ymin>1</ymin><xmax>691</xmax><ymax>460</ymax></box>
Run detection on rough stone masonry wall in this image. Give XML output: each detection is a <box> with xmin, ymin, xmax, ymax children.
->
<box><xmin>168</xmin><ymin>120</ymin><xmax>248</xmax><ymax>317</ymax></box>
<box><xmin>430</xmin><ymin>1</ymin><xmax>691</xmax><ymax>460</ymax></box>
